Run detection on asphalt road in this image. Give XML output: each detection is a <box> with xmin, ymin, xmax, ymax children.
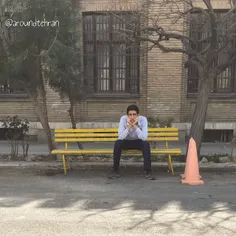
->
<box><xmin>1</xmin><ymin>168</ymin><xmax>236</xmax><ymax>236</ymax></box>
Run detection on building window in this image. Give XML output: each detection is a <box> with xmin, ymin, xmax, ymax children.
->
<box><xmin>83</xmin><ymin>12</ymin><xmax>140</xmax><ymax>94</ymax></box>
<box><xmin>0</xmin><ymin>81</ymin><xmax>24</xmax><ymax>94</ymax></box>
<box><xmin>0</xmin><ymin>9</ymin><xmax>24</xmax><ymax>95</ymax></box>
<box><xmin>0</xmin><ymin>52</ymin><xmax>24</xmax><ymax>95</ymax></box>
<box><xmin>188</xmin><ymin>11</ymin><xmax>236</xmax><ymax>93</ymax></box>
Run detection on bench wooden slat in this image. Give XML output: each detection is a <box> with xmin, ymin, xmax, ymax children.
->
<box><xmin>54</xmin><ymin>137</ymin><xmax>179</xmax><ymax>142</ymax></box>
<box><xmin>54</xmin><ymin>128</ymin><xmax>179</xmax><ymax>133</ymax></box>
<box><xmin>55</xmin><ymin>128</ymin><xmax>118</xmax><ymax>133</ymax></box>
<box><xmin>51</xmin><ymin>149</ymin><xmax>182</xmax><ymax>155</ymax></box>
<box><xmin>54</xmin><ymin>132</ymin><xmax>179</xmax><ymax>137</ymax></box>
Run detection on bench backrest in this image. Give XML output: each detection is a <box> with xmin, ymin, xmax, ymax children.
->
<box><xmin>54</xmin><ymin>127</ymin><xmax>179</xmax><ymax>143</ymax></box>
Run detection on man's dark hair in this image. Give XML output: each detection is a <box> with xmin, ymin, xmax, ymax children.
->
<box><xmin>127</xmin><ymin>104</ymin><xmax>139</xmax><ymax>114</ymax></box>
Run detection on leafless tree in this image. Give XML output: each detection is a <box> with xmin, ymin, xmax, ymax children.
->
<box><xmin>110</xmin><ymin>0</ymin><xmax>236</xmax><ymax>156</ymax></box>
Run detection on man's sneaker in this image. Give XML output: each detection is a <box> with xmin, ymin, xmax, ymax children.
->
<box><xmin>145</xmin><ymin>171</ymin><xmax>155</xmax><ymax>180</ymax></box>
<box><xmin>108</xmin><ymin>169</ymin><xmax>120</xmax><ymax>179</ymax></box>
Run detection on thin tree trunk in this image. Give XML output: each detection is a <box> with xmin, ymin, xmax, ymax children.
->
<box><xmin>27</xmin><ymin>88</ymin><xmax>55</xmax><ymax>153</ymax></box>
<box><xmin>37</xmin><ymin>53</ymin><xmax>55</xmax><ymax>153</ymax></box>
<box><xmin>188</xmin><ymin>75</ymin><xmax>213</xmax><ymax>159</ymax></box>
<box><xmin>40</xmin><ymin>109</ymin><xmax>55</xmax><ymax>152</ymax></box>
<box><xmin>68</xmin><ymin>100</ymin><xmax>83</xmax><ymax>149</ymax></box>
<box><xmin>39</xmin><ymin>82</ymin><xmax>55</xmax><ymax>152</ymax></box>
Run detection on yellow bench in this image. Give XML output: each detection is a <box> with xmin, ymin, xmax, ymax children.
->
<box><xmin>51</xmin><ymin>127</ymin><xmax>182</xmax><ymax>175</ymax></box>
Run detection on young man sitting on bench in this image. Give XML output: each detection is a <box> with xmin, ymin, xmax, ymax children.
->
<box><xmin>109</xmin><ymin>104</ymin><xmax>155</xmax><ymax>180</ymax></box>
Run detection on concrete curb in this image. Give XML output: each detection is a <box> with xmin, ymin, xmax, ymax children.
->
<box><xmin>1</xmin><ymin>161</ymin><xmax>236</xmax><ymax>173</ymax></box>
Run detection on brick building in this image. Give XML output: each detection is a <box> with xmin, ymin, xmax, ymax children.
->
<box><xmin>0</xmin><ymin>0</ymin><xmax>235</xmax><ymax>142</ymax></box>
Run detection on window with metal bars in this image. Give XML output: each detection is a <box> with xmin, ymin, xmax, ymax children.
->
<box><xmin>83</xmin><ymin>12</ymin><xmax>140</xmax><ymax>94</ymax></box>
<box><xmin>188</xmin><ymin>11</ymin><xmax>236</xmax><ymax>93</ymax></box>
<box><xmin>0</xmin><ymin>81</ymin><xmax>24</xmax><ymax>94</ymax></box>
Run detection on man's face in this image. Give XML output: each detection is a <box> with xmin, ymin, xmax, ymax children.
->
<box><xmin>127</xmin><ymin>110</ymin><xmax>138</xmax><ymax>123</ymax></box>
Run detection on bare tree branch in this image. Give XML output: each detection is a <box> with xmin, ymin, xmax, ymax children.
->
<box><xmin>108</xmin><ymin>0</ymin><xmax>235</xmax><ymax>74</ymax></box>
<box><xmin>203</xmin><ymin>0</ymin><xmax>214</xmax><ymax>12</ymax></box>
<box><xmin>219</xmin><ymin>3</ymin><xmax>236</xmax><ymax>23</ymax></box>
<box><xmin>154</xmin><ymin>40</ymin><xmax>194</xmax><ymax>54</ymax></box>
<box><xmin>139</xmin><ymin>26</ymin><xmax>195</xmax><ymax>43</ymax></box>
<box><xmin>185</xmin><ymin>57</ymin><xmax>205</xmax><ymax>77</ymax></box>
<box><xmin>217</xmin><ymin>53</ymin><xmax>236</xmax><ymax>73</ymax></box>
<box><xmin>173</xmin><ymin>6</ymin><xmax>210</xmax><ymax>25</ymax></box>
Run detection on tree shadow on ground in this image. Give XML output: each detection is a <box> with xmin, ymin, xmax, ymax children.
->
<box><xmin>1</xmin><ymin>167</ymin><xmax>236</xmax><ymax>235</ymax></box>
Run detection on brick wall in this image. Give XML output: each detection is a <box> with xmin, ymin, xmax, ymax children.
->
<box><xmin>1</xmin><ymin>0</ymin><xmax>234</xmax><ymax>126</ymax></box>
<box><xmin>0</xmin><ymin>97</ymin><xmax>38</xmax><ymax>121</ymax></box>
<box><xmin>192</xmin><ymin>0</ymin><xmax>231</xmax><ymax>9</ymax></box>
<box><xmin>146</xmin><ymin>0</ymin><xmax>184</xmax><ymax>122</ymax></box>
<box><xmin>186</xmin><ymin>100</ymin><xmax>236</xmax><ymax>122</ymax></box>
<box><xmin>44</xmin><ymin>84</ymin><xmax>71</xmax><ymax>122</ymax></box>
<box><xmin>79</xmin><ymin>99</ymin><xmax>139</xmax><ymax>122</ymax></box>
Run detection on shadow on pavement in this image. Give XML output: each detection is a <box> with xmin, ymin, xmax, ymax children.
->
<box><xmin>1</xmin><ymin>167</ymin><xmax>236</xmax><ymax>235</ymax></box>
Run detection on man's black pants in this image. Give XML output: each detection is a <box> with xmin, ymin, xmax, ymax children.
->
<box><xmin>113</xmin><ymin>139</ymin><xmax>151</xmax><ymax>172</ymax></box>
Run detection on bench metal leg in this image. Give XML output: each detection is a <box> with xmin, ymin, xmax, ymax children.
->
<box><xmin>62</xmin><ymin>155</ymin><xmax>67</xmax><ymax>175</ymax></box>
<box><xmin>167</xmin><ymin>154</ymin><xmax>174</xmax><ymax>176</ymax></box>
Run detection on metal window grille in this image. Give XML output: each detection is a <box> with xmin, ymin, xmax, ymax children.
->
<box><xmin>188</xmin><ymin>11</ymin><xmax>236</xmax><ymax>93</ymax></box>
<box><xmin>83</xmin><ymin>12</ymin><xmax>140</xmax><ymax>94</ymax></box>
<box><xmin>0</xmin><ymin>47</ymin><xmax>24</xmax><ymax>94</ymax></box>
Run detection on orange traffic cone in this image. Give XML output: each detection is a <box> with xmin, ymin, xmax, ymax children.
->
<box><xmin>180</xmin><ymin>138</ymin><xmax>196</xmax><ymax>179</ymax></box>
<box><xmin>181</xmin><ymin>137</ymin><xmax>204</xmax><ymax>185</ymax></box>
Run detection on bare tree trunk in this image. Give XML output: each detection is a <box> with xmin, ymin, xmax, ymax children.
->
<box><xmin>37</xmin><ymin>52</ymin><xmax>55</xmax><ymax>153</ymax></box>
<box><xmin>188</xmin><ymin>75</ymin><xmax>213</xmax><ymax>159</ymax></box>
<box><xmin>40</xmin><ymin>86</ymin><xmax>55</xmax><ymax>152</ymax></box>
<box><xmin>68</xmin><ymin>100</ymin><xmax>83</xmax><ymax>149</ymax></box>
<box><xmin>27</xmin><ymin>87</ymin><xmax>55</xmax><ymax>153</ymax></box>
<box><xmin>68</xmin><ymin>103</ymin><xmax>77</xmax><ymax>129</ymax></box>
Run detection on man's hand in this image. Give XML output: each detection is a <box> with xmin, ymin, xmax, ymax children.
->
<box><xmin>133</xmin><ymin>117</ymin><xmax>138</xmax><ymax>125</ymax></box>
<box><xmin>132</xmin><ymin>117</ymin><xmax>139</xmax><ymax>130</ymax></box>
<box><xmin>127</xmin><ymin>117</ymin><xmax>138</xmax><ymax>131</ymax></box>
<box><xmin>127</xmin><ymin>118</ymin><xmax>133</xmax><ymax>131</ymax></box>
